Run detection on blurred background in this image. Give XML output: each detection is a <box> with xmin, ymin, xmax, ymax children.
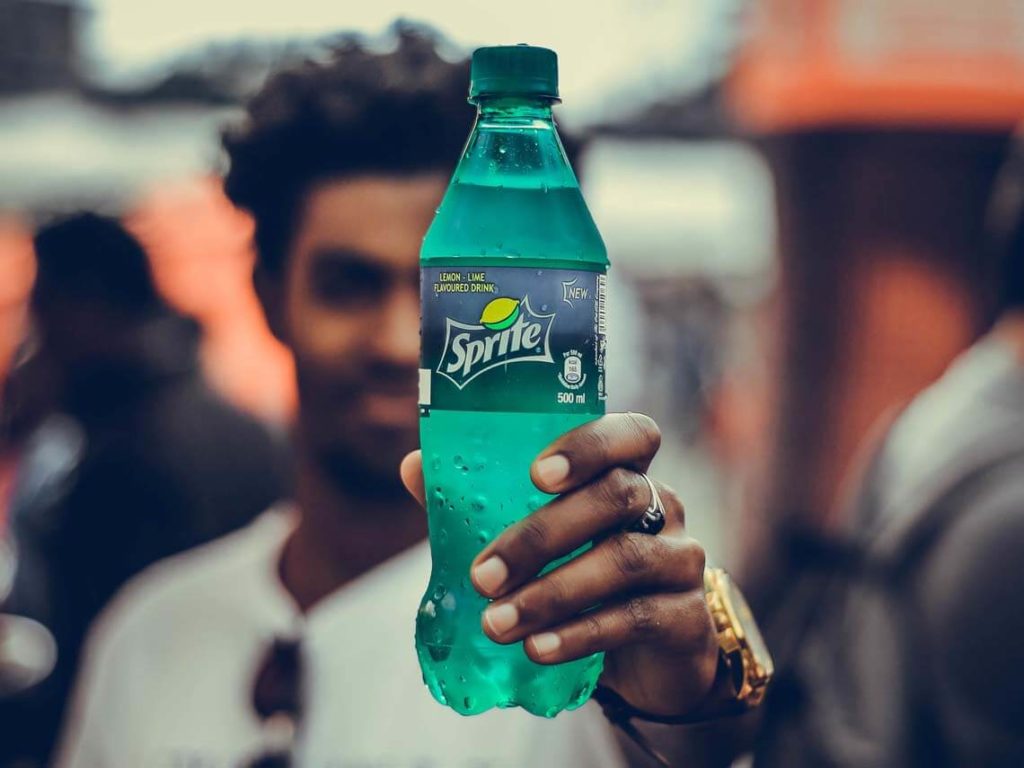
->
<box><xmin>4</xmin><ymin>1</ymin><xmax>1024</xmax><ymax>764</ymax></box>
<box><xmin>0</xmin><ymin>0</ymin><xmax>766</xmax><ymax>559</ymax></box>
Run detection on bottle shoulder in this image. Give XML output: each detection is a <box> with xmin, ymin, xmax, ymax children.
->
<box><xmin>421</xmin><ymin>182</ymin><xmax>608</xmax><ymax>267</ymax></box>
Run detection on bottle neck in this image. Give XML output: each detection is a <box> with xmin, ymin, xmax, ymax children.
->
<box><xmin>456</xmin><ymin>95</ymin><xmax>576</xmax><ymax>189</ymax></box>
<box><xmin>474</xmin><ymin>95</ymin><xmax>557</xmax><ymax>122</ymax></box>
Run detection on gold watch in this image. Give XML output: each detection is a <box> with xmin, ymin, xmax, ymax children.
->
<box><xmin>703</xmin><ymin>567</ymin><xmax>774</xmax><ymax>707</ymax></box>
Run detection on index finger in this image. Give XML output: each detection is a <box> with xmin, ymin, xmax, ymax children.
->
<box><xmin>531</xmin><ymin>412</ymin><xmax>661</xmax><ymax>495</ymax></box>
<box><xmin>400</xmin><ymin>450</ymin><xmax>425</xmax><ymax>507</ymax></box>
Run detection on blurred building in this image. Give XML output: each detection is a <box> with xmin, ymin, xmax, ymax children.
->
<box><xmin>0</xmin><ymin>18</ymin><xmax>776</xmax><ymax>558</ymax></box>
<box><xmin>0</xmin><ymin>0</ymin><xmax>80</xmax><ymax>94</ymax></box>
<box><xmin>0</xmin><ymin>7</ymin><xmax>299</xmax><ymax>425</ymax></box>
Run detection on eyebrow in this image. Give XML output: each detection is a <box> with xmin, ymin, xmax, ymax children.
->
<box><xmin>307</xmin><ymin>246</ymin><xmax>383</xmax><ymax>267</ymax></box>
<box><xmin>307</xmin><ymin>246</ymin><xmax>418</xmax><ymax>284</ymax></box>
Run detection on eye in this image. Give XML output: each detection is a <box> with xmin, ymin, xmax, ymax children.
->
<box><xmin>310</xmin><ymin>253</ymin><xmax>387</xmax><ymax>308</ymax></box>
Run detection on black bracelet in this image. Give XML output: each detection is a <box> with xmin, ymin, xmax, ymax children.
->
<box><xmin>593</xmin><ymin>653</ymin><xmax>746</xmax><ymax>725</ymax></box>
<box><xmin>591</xmin><ymin>655</ymin><xmax>748</xmax><ymax>767</ymax></box>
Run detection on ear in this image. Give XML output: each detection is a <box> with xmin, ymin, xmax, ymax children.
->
<box><xmin>254</xmin><ymin>264</ymin><xmax>287</xmax><ymax>345</ymax></box>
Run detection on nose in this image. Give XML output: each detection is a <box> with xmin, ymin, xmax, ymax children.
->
<box><xmin>370</xmin><ymin>284</ymin><xmax>420</xmax><ymax>367</ymax></box>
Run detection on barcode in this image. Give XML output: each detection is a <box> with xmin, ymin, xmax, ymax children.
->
<box><xmin>419</xmin><ymin>368</ymin><xmax>432</xmax><ymax>406</ymax></box>
<box><xmin>597</xmin><ymin>274</ymin><xmax>608</xmax><ymax>336</ymax></box>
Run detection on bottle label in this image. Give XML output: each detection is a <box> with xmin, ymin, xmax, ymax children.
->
<box><xmin>420</xmin><ymin>266</ymin><xmax>607</xmax><ymax>414</ymax></box>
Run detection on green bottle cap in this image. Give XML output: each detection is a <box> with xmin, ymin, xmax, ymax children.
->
<box><xmin>470</xmin><ymin>44</ymin><xmax>559</xmax><ymax>101</ymax></box>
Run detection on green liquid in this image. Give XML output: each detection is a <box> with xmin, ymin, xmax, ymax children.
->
<box><xmin>422</xmin><ymin>182</ymin><xmax>604</xmax><ymax>266</ymax></box>
<box><xmin>417</xmin><ymin>410</ymin><xmax>603</xmax><ymax>717</ymax></box>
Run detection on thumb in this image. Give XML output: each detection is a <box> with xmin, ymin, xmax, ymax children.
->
<box><xmin>400</xmin><ymin>450</ymin><xmax>426</xmax><ymax>507</ymax></box>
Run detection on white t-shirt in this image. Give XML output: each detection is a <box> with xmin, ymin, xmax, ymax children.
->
<box><xmin>56</xmin><ymin>510</ymin><xmax>625</xmax><ymax>768</ymax></box>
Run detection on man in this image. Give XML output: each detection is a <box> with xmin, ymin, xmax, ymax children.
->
<box><xmin>3</xmin><ymin>213</ymin><xmax>290</xmax><ymax>767</ymax></box>
<box><xmin>742</xmin><ymin>132</ymin><xmax>1024</xmax><ymax>766</ymax></box>
<box><xmin>57</xmin><ymin>29</ymin><xmax>714</xmax><ymax>767</ymax></box>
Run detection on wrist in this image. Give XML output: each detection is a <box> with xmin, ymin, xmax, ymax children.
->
<box><xmin>593</xmin><ymin>652</ymin><xmax>746</xmax><ymax>727</ymax></box>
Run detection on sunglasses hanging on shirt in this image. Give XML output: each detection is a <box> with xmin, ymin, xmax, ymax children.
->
<box><xmin>244</xmin><ymin>635</ymin><xmax>304</xmax><ymax>768</ymax></box>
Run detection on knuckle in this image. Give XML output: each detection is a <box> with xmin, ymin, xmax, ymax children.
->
<box><xmin>574</xmin><ymin>424</ymin><xmax>613</xmax><ymax>466</ymax></box>
<box><xmin>678</xmin><ymin>594</ymin><xmax>716</xmax><ymax>652</ymax></box>
<box><xmin>623</xmin><ymin>595</ymin><xmax>659</xmax><ymax>638</ymax></box>
<box><xmin>514</xmin><ymin>516</ymin><xmax>550</xmax><ymax>559</ymax></box>
<box><xmin>686</xmin><ymin>541</ymin><xmax>707</xmax><ymax>581</ymax></box>
<box><xmin>602</xmin><ymin>467</ymin><xmax>644</xmax><ymax>514</ymax></box>
<box><xmin>512</xmin><ymin>589</ymin><xmax>539</xmax><ymax>624</ymax></box>
<box><xmin>625</xmin><ymin>412</ymin><xmax>662</xmax><ymax>453</ymax></box>
<box><xmin>531</xmin><ymin>573</ymin><xmax>571</xmax><ymax>620</ymax></box>
<box><xmin>662</xmin><ymin>537</ymin><xmax>706</xmax><ymax>588</ymax></box>
<box><xmin>570</xmin><ymin>613</ymin><xmax>605</xmax><ymax>657</ymax></box>
<box><xmin>609</xmin><ymin>533</ymin><xmax>653</xmax><ymax>577</ymax></box>
<box><xmin>582</xmin><ymin>612</ymin><xmax>604</xmax><ymax>642</ymax></box>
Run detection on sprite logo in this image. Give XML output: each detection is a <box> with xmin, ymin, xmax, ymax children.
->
<box><xmin>437</xmin><ymin>296</ymin><xmax>555</xmax><ymax>389</ymax></box>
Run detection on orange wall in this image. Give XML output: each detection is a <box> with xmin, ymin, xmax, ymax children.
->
<box><xmin>0</xmin><ymin>179</ymin><xmax>296</xmax><ymax>428</ymax></box>
<box><xmin>127</xmin><ymin>178</ymin><xmax>296</xmax><ymax>425</ymax></box>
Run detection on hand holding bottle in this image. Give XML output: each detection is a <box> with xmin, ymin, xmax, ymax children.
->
<box><xmin>403</xmin><ymin>413</ymin><xmax>720</xmax><ymax>718</ymax></box>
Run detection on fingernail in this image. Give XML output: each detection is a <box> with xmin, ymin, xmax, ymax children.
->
<box><xmin>484</xmin><ymin>603</ymin><xmax>519</xmax><ymax>635</ymax></box>
<box><xmin>473</xmin><ymin>556</ymin><xmax>508</xmax><ymax>595</ymax></box>
<box><xmin>529</xmin><ymin>632</ymin><xmax>562</xmax><ymax>657</ymax></box>
<box><xmin>536</xmin><ymin>454</ymin><xmax>570</xmax><ymax>487</ymax></box>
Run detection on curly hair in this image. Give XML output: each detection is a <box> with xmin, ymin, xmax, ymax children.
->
<box><xmin>222</xmin><ymin>26</ymin><xmax>473</xmax><ymax>276</ymax></box>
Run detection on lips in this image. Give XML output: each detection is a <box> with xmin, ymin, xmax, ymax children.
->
<box><xmin>355</xmin><ymin>388</ymin><xmax>419</xmax><ymax>430</ymax></box>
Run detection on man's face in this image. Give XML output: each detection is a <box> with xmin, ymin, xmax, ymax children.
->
<box><xmin>275</xmin><ymin>174</ymin><xmax>446</xmax><ymax>494</ymax></box>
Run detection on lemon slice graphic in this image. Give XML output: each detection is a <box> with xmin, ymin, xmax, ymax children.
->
<box><xmin>480</xmin><ymin>297</ymin><xmax>520</xmax><ymax>331</ymax></box>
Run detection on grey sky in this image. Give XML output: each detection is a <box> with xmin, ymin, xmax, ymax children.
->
<box><xmin>82</xmin><ymin>0</ymin><xmax>727</xmax><ymax>118</ymax></box>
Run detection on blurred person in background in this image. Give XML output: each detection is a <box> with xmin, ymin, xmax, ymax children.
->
<box><xmin>727</xmin><ymin>0</ymin><xmax>1023</xmax><ymax>611</ymax></box>
<box><xmin>55</xmin><ymin>28</ymin><xmax>720</xmax><ymax>768</ymax></box>
<box><xmin>0</xmin><ymin>213</ymin><xmax>291</xmax><ymax>767</ymax></box>
<box><xmin>741</xmin><ymin>123</ymin><xmax>1024</xmax><ymax>767</ymax></box>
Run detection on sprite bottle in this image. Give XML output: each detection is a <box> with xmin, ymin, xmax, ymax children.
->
<box><xmin>416</xmin><ymin>45</ymin><xmax>609</xmax><ymax>717</ymax></box>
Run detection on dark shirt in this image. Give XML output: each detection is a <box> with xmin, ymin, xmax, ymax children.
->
<box><xmin>1</xmin><ymin>313</ymin><xmax>292</xmax><ymax>766</ymax></box>
<box><xmin>756</xmin><ymin>338</ymin><xmax>1024</xmax><ymax>768</ymax></box>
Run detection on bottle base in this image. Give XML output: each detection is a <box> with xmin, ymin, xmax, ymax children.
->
<box><xmin>417</xmin><ymin>639</ymin><xmax>604</xmax><ymax>718</ymax></box>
